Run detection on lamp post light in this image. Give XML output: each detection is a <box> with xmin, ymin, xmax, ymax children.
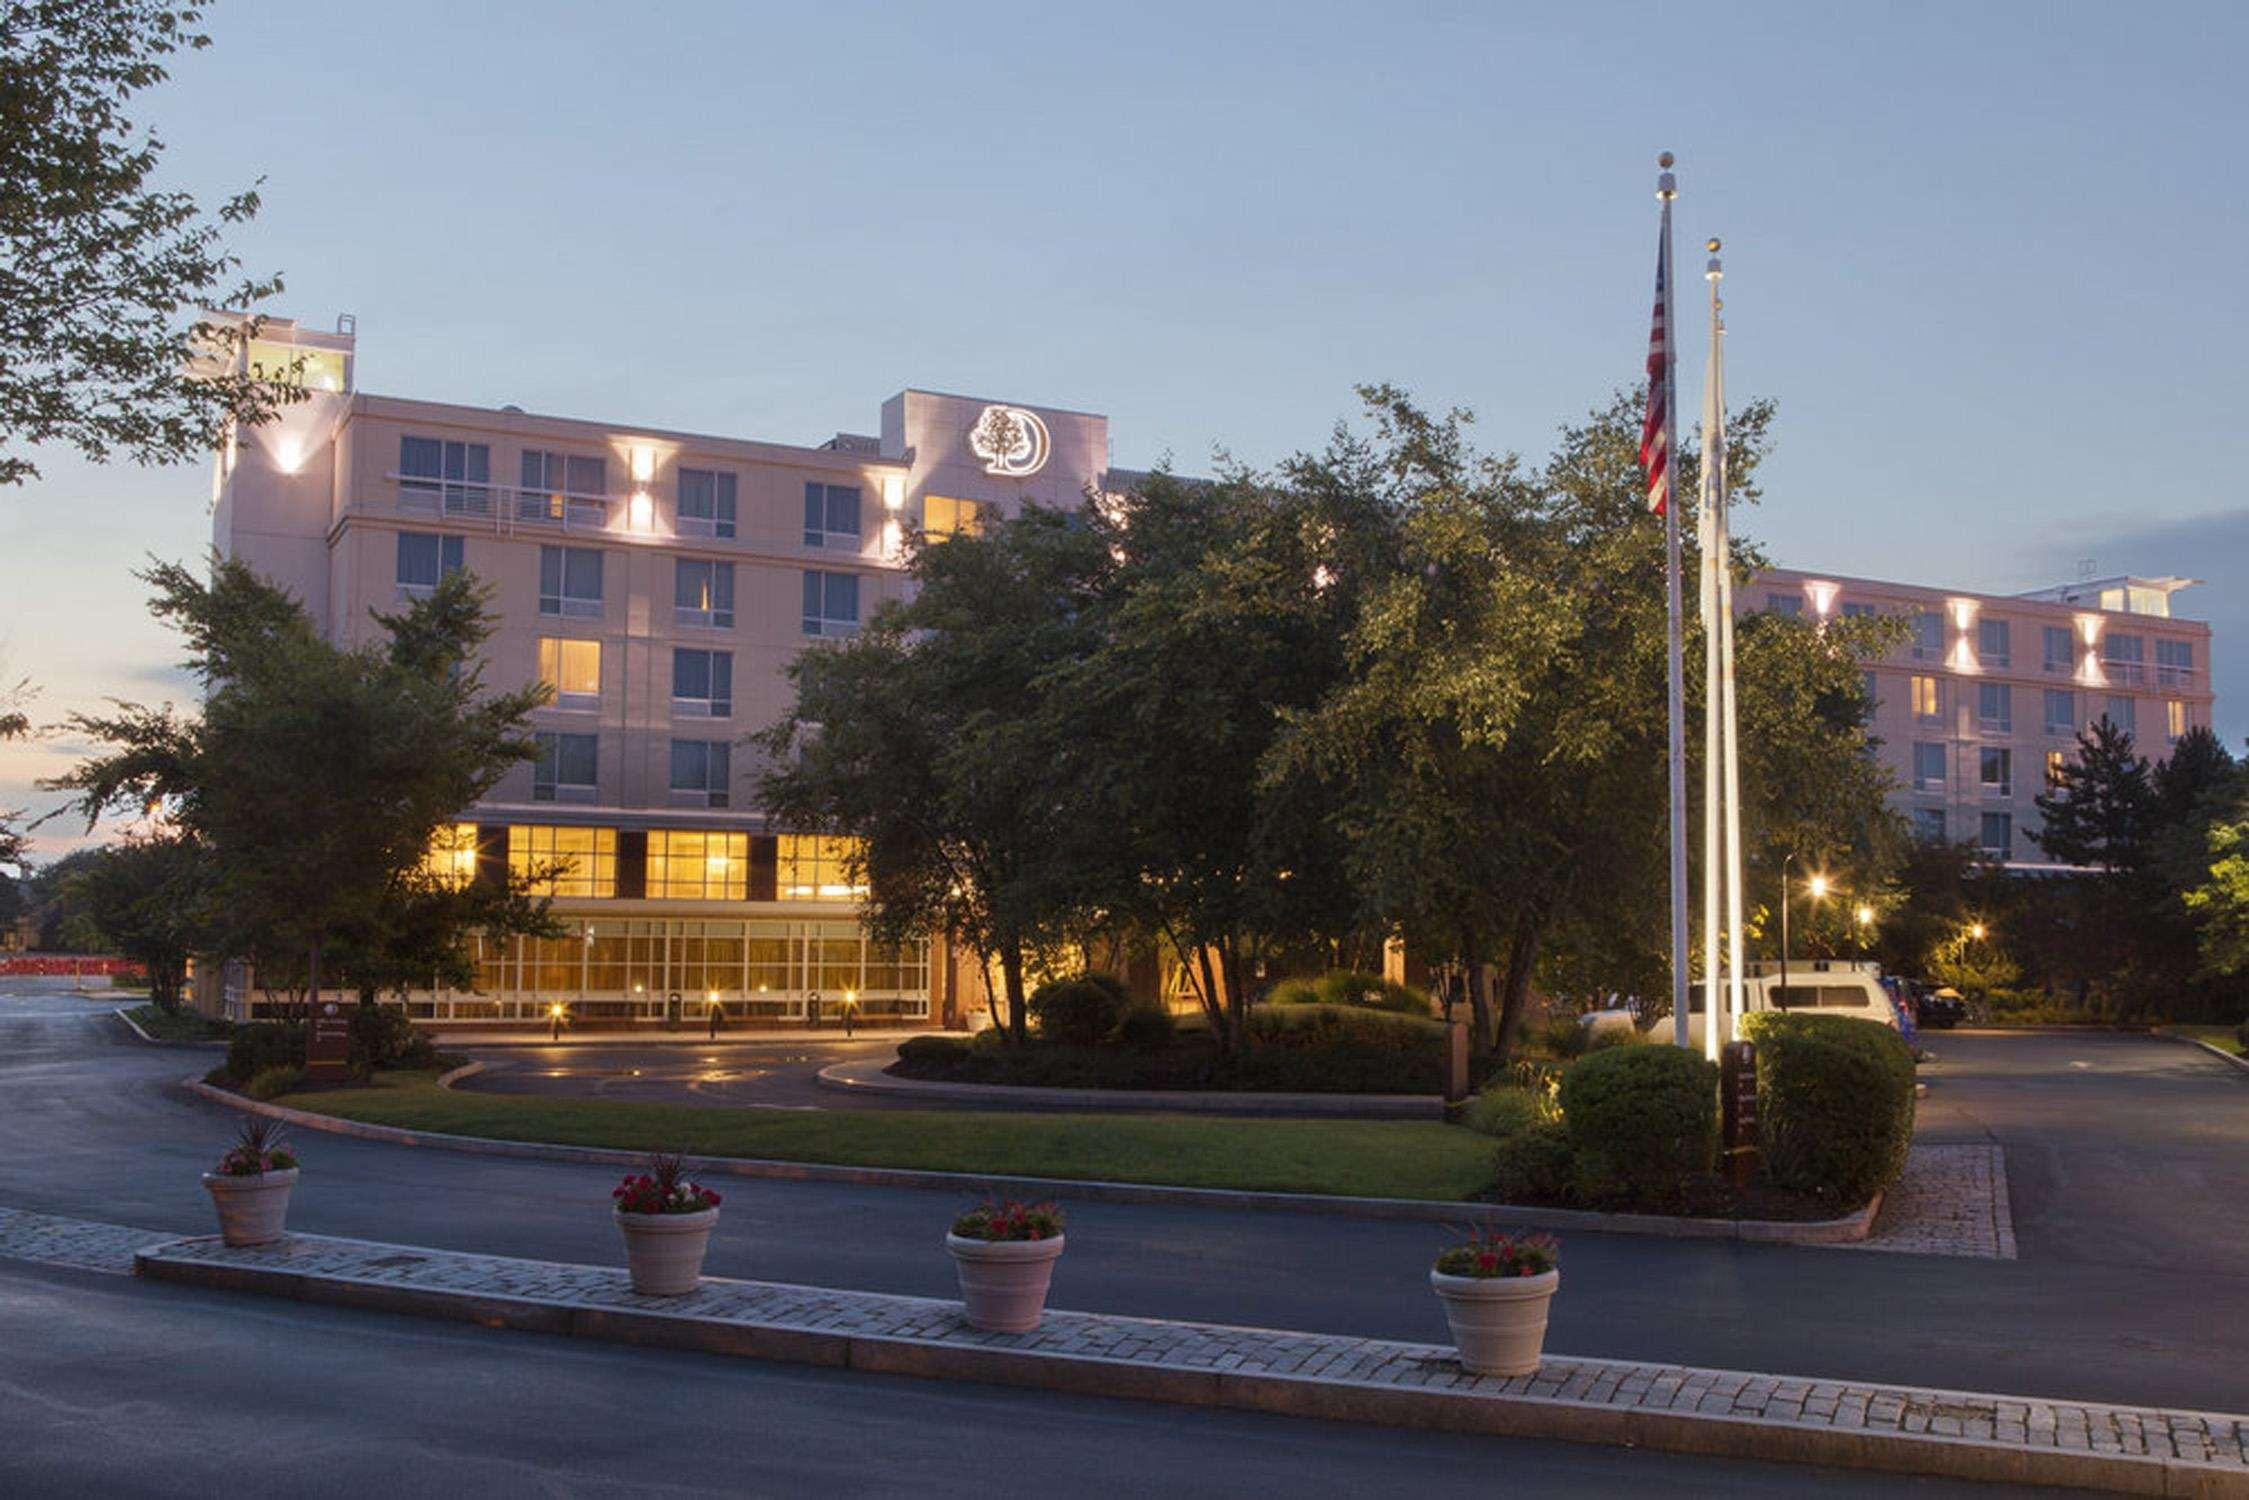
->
<box><xmin>1854</xmin><ymin>903</ymin><xmax>1875</xmax><ymax>958</ymax></box>
<box><xmin>1777</xmin><ymin>856</ymin><xmax>1832</xmax><ymax>1008</ymax></box>
<box><xmin>548</xmin><ymin>1001</ymin><xmax>565</xmax><ymax>1041</ymax></box>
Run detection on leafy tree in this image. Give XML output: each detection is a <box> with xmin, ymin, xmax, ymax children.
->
<box><xmin>2187</xmin><ymin>817</ymin><xmax>2249</xmax><ymax>979</ymax></box>
<box><xmin>1927</xmin><ymin>924</ymin><xmax>2021</xmax><ymax>1004</ymax></box>
<box><xmin>60</xmin><ymin>832</ymin><xmax>208</xmax><ymax>1008</ymax></box>
<box><xmin>50</xmin><ymin>558</ymin><xmax>550</xmax><ymax>1010</ymax></box>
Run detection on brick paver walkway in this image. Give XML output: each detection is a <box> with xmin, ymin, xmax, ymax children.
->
<box><xmin>1858</xmin><ymin>1144</ymin><xmax>2017</xmax><ymax>1259</ymax></box>
<box><xmin>131</xmin><ymin>1227</ymin><xmax>2249</xmax><ymax>1493</ymax></box>
<box><xmin>0</xmin><ymin>1206</ymin><xmax>164</xmax><ymax>1274</ymax></box>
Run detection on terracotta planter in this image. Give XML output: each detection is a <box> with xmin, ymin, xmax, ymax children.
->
<box><xmin>946</xmin><ymin>1232</ymin><xmax>1065</xmax><ymax>1332</ymax></box>
<box><xmin>1430</xmin><ymin>1267</ymin><xmax>1559</xmax><ymax>1376</ymax></box>
<box><xmin>615</xmin><ymin>1207</ymin><xmax>719</xmax><ymax>1295</ymax></box>
<box><xmin>201</xmin><ymin>1168</ymin><xmax>298</xmax><ymax>1247</ymax></box>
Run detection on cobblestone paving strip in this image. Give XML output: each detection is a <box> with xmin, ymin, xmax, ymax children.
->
<box><xmin>1857</xmin><ymin>1144</ymin><xmax>2017</xmax><ymax>1259</ymax></box>
<box><xmin>132</xmin><ymin>1226</ymin><xmax>2248</xmax><ymax>1494</ymax></box>
<box><xmin>0</xmin><ymin>1206</ymin><xmax>167</xmax><ymax>1274</ymax></box>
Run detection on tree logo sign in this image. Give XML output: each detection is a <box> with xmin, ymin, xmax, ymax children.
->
<box><xmin>968</xmin><ymin>404</ymin><xmax>1050</xmax><ymax>477</ymax></box>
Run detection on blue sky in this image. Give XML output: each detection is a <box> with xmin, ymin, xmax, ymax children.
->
<box><xmin>5</xmin><ymin>0</ymin><xmax>2245</xmax><ymax>859</ymax></box>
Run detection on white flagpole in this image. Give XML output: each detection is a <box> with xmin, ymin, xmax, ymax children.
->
<box><xmin>1697</xmin><ymin>238</ymin><xmax>1723</xmax><ymax>1064</ymax></box>
<box><xmin>1708</xmin><ymin>240</ymin><xmax>1749</xmax><ymax>1032</ymax></box>
<box><xmin>1659</xmin><ymin>155</ymin><xmax>1691</xmax><ymax>1049</ymax></box>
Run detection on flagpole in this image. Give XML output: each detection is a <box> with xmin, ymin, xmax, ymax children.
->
<box><xmin>1708</xmin><ymin>240</ymin><xmax>1748</xmax><ymax>1032</ymax></box>
<box><xmin>1697</xmin><ymin>236</ymin><xmax>1723</xmax><ymax>1064</ymax></box>
<box><xmin>1659</xmin><ymin>154</ymin><xmax>1690</xmax><ymax>1048</ymax></box>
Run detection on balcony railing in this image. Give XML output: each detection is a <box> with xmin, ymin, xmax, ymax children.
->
<box><xmin>391</xmin><ymin>473</ymin><xmax>613</xmax><ymax>532</ymax></box>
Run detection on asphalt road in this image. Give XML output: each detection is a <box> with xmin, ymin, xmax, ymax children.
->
<box><xmin>460</xmin><ymin>1035</ymin><xmax>909</xmax><ymax>1109</ymax></box>
<box><xmin>6</xmin><ymin>984</ymin><xmax>2246</xmax><ymax>1420</ymax></box>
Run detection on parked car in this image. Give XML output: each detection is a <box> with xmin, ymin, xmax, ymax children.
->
<box><xmin>1590</xmin><ymin>961</ymin><xmax>1907</xmax><ymax>1049</ymax></box>
<box><xmin>1908</xmin><ymin>983</ymin><xmax>1966</xmax><ymax>1030</ymax></box>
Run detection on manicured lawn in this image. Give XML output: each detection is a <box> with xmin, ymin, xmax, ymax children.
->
<box><xmin>2167</xmin><ymin>1024</ymin><xmax>2246</xmax><ymax>1058</ymax></box>
<box><xmin>281</xmin><ymin>1071</ymin><xmax>1499</xmax><ymax>1200</ymax></box>
<box><xmin>123</xmin><ymin>1003</ymin><xmax>231</xmax><ymax>1042</ymax></box>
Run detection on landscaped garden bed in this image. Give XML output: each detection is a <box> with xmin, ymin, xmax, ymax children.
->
<box><xmin>123</xmin><ymin>1003</ymin><xmax>232</xmax><ymax>1043</ymax></box>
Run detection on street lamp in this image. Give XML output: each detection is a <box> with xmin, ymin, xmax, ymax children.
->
<box><xmin>1854</xmin><ymin>903</ymin><xmax>1875</xmax><ymax>958</ymax></box>
<box><xmin>548</xmin><ymin>1001</ymin><xmax>565</xmax><ymax>1041</ymax></box>
<box><xmin>1777</xmin><ymin>856</ymin><xmax>1832</xmax><ymax>1007</ymax></box>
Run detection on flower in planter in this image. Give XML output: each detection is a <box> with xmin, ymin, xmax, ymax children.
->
<box><xmin>951</xmin><ymin>1196</ymin><xmax>1063</xmax><ymax>1242</ymax></box>
<box><xmin>612</xmin><ymin>1151</ymin><xmax>721</xmax><ymax>1215</ymax></box>
<box><xmin>1434</xmin><ymin>1227</ymin><xmax>1557</xmax><ymax>1279</ymax></box>
<box><xmin>214</xmin><ymin>1116</ymin><xmax>298</xmax><ymax>1177</ymax></box>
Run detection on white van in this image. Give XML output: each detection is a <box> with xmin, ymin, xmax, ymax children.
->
<box><xmin>1584</xmin><ymin>960</ymin><xmax>1906</xmax><ymax>1047</ymax></box>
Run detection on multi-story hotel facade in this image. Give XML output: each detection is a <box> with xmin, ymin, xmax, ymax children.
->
<box><xmin>1749</xmin><ymin>567</ymin><xmax>2216</xmax><ymax>867</ymax></box>
<box><xmin>206</xmin><ymin>317</ymin><xmax>1116</xmax><ymax>1027</ymax></box>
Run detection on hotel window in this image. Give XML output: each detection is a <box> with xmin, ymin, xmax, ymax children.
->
<box><xmin>1976</xmin><ymin>618</ymin><xmax>2010</xmax><ymax>668</ymax></box>
<box><xmin>646</xmin><ymin>829</ymin><xmax>748</xmax><ymax>901</ymax></box>
<box><xmin>537</xmin><ymin>546</ymin><xmax>603</xmax><ymax>618</ymax></box>
<box><xmin>2156</xmin><ymin>638</ymin><xmax>2195</xmax><ymax>686</ymax></box>
<box><xmin>1839</xmin><ymin>601</ymin><xmax>1876</xmax><ymax>620</ymax></box>
<box><xmin>421</xmin><ymin>822</ymin><xmax>480</xmax><ymax>890</ymax></box>
<box><xmin>2105</xmin><ymin>695</ymin><xmax>2137</xmax><ymax>735</ymax></box>
<box><xmin>1911</xmin><ymin>674</ymin><xmax>1941</xmax><ymax>722</ymax></box>
<box><xmin>2042</xmin><ymin>625</ymin><xmax>2074</xmax><ymax>674</ymax></box>
<box><xmin>1979</xmin><ymin>746</ymin><xmax>2013</xmax><ymax>798</ymax></box>
<box><xmin>777</xmin><ymin>834</ymin><xmax>867</xmax><ymax>901</ymax></box>
<box><xmin>537</xmin><ymin>637</ymin><xmax>601</xmax><ymax>710</ymax></box>
<box><xmin>396</xmin><ymin>532</ymin><xmax>464</xmax><ymax>597</ymax></box>
<box><xmin>400</xmin><ymin>437</ymin><xmax>490</xmax><ymax>513</ymax></box>
<box><xmin>1860</xmin><ymin>671</ymin><xmax>1879</xmax><ymax>713</ymax></box>
<box><xmin>1911</xmin><ymin>611</ymin><xmax>1944</xmax><ymax>661</ymax></box>
<box><xmin>1979</xmin><ymin>812</ymin><xmax>2012</xmax><ymax>859</ymax></box>
<box><xmin>1912</xmin><ymin>741</ymin><xmax>1946</xmax><ymax>790</ymax></box>
<box><xmin>1976</xmin><ymin>682</ymin><xmax>2011</xmax><ymax>734</ymax></box>
<box><xmin>1912</xmin><ymin>807</ymin><xmax>1948</xmax><ymax>842</ymax></box>
<box><xmin>923</xmin><ymin>495</ymin><xmax>983</xmax><ymax>540</ymax></box>
<box><xmin>2045</xmin><ymin>749</ymin><xmax>2067</xmax><ymax>787</ymax></box>
<box><xmin>671</xmin><ymin>648</ymin><xmax>733</xmax><ymax>719</ymax></box>
<box><xmin>1765</xmin><ymin>591</ymin><xmax>1803</xmax><ymax>617</ymax></box>
<box><xmin>804</xmin><ymin>482</ymin><xmax>862</xmax><ymax>548</ymax></box>
<box><xmin>802</xmin><ymin>570</ymin><xmax>860</xmax><ymax>637</ymax></box>
<box><xmin>668</xmin><ymin>739</ymin><xmax>731</xmax><ymax>808</ymax></box>
<box><xmin>2042</xmin><ymin>689</ymin><xmax>2076</xmax><ymax>736</ymax></box>
<box><xmin>520</xmin><ymin>450</ymin><xmax>607</xmax><ymax>524</ymax></box>
<box><xmin>674</xmin><ymin>559</ymin><xmax>735</xmax><ymax>629</ymax></box>
<box><xmin>2168</xmin><ymin>700</ymin><xmax>2189</xmax><ymax>741</ymax></box>
<box><xmin>532</xmin><ymin>731</ymin><xmax>598</xmax><ymax>803</ymax></box>
<box><xmin>678</xmin><ymin>468</ymin><xmax>737</xmax><ymax>539</ymax></box>
<box><xmin>2103</xmin><ymin>633</ymin><xmax>2144</xmax><ymax>685</ymax></box>
<box><xmin>509</xmin><ymin>825</ymin><xmax>616</xmax><ymax>898</ymax></box>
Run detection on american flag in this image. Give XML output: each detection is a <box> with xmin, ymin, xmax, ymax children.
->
<box><xmin>1639</xmin><ymin>226</ymin><xmax>1671</xmax><ymax>515</ymax></box>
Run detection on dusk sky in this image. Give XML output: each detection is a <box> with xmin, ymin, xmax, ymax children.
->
<box><xmin>4</xmin><ymin>0</ymin><xmax>2244</xmax><ymax>860</ymax></box>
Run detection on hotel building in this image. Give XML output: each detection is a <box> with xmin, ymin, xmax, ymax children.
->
<box><xmin>1749</xmin><ymin>567</ymin><xmax>2216</xmax><ymax>867</ymax></box>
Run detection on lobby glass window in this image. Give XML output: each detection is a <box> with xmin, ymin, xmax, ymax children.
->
<box><xmin>422</xmin><ymin>823</ymin><xmax>479</xmax><ymax>890</ymax></box>
<box><xmin>671</xmin><ymin>648</ymin><xmax>733</xmax><ymax>718</ymax></box>
<box><xmin>804</xmin><ymin>482</ymin><xmax>862</xmax><ymax>548</ymax></box>
<box><xmin>538</xmin><ymin>546</ymin><xmax>603</xmax><ymax>618</ymax></box>
<box><xmin>777</xmin><ymin>834</ymin><xmax>867</xmax><ymax>901</ymax></box>
<box><xmin>802</xmin><ymin>570</ymin><xmax>860</xmax><ymax>637</ymax></box>
<box><xmin>2156</xmin><ymin>638</ymin><xmax>2195</xmax><ymax>686</ymax></box>
<box><xmin>1979</xmin><ymin>746</ymin><xmax>2013</xmax><ymax>797</ymax></box>
<box><xmin>1977</xmin><ymin>617</ymin><xmax>2010</xmax><ymax>668</ymax></box>
<box><xmin>1977</xmin><ymin>682</ymin><xmax>2011</xmax><ymax>733</ymax></box>
<box><xmin>674</xmin><ymin>559</ymin><xmax>735</xmax><ymax>629</ymax></box>
<box><xmin>668</xmin><ymin>739</ymin><xmax>731</xmax><ymax>808</ymax></box>
<box><xmin>923</xmin><ymin>495</ymin><xmax>983</xmax><ymax>540</ymax></box>
<box><xmin>2045</xmin><ymin>749</ymin><xmax>2067</xmax><ymax>787</ymax></box>
<box><xmin>520</xmin><ymin>450</ymin><xmax>607</xmax><ymax>523</ymax></box>
<box><xmin>1911</xmin><ymin>674</ymin><xmax>1941</xmax><ymax>722</ymax></box>
<box><xmin>1912</xmin><ymin>611</ymin><xmax>1944</xmax><ymax>661</ymax></box>
<box><xmin>400</xmin><ymin>436</ymin><xmax>490</xmax><ymax>513</ymax></box>
<box><xmin>1979</xmin><ymin>812</ymin><xmax>2012</xmax><ymax>859</ymax></box>
<box><xmin>2043</xmin><ymin>689</ymin><xmax>2076</xmax><ymax>736</ymax></box>
<box><xmin>647</xmin><ymin>829</ymin><xmax>748</xmax><ymax>901</ymax></box>
<box><xmin>532</xmin><ymin>731</ymin><xmax>598</xmax><ymax>802</ymax></box>
<box><xmin>396</xmin><ymin>531</ymin><xmax>464</xmax><ymax>596</ymax></box>
<box><xmin>1912</xmin><ymin>741</ymin><xmax>1945</xmax><ymax>790</ymax></box>
<box><xmin>538</xmin><ymin>637</ymin><xmax>601</xmax><ymax>710</ymax></box>
<box><xmin>1912</xmin><ymin>807</ymin><xmax>1948</xmax><ymax>842</ymax></box>
<box><xmin>2103</xmin><ymin>633</ymin><xmax>2144</xmax><ymax>685</ymax></box>
<box><xmin>678</xmin><ymin>468</ymin><xmax>737</xmax><ymax>539</ymax></box>
<box><xmin>2106</xmin><ymin>696</ymin><xmax>2137</xmax><ymax>735</ymax></box>
<box><xmin>1765</xmin><ymin>591</ymin><xmax>1802</xmax><ymax>617</ymax></box>
<box><xmin>2042</xmin><ymin>625</ymin><xmax>2074</xmax><ymax>674</ymax></box>
<box><xmin>2168</xmin><ymin>700</ymin><xmax>2189</xmax><ymax>741</ymax></box>
<box><xmin>509</xmin><ymin>824</ymin><xmax>616</xmax><ymax>898</ymax></box>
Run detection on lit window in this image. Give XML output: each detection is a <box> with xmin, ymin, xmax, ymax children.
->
<box><xmin>538</xmin><ymin>546</ymin><xmax>603</xmax><ymax>617</ymax></box>
<box><xmin>802</xmin><ymin>570</ymin><xmax>860</xmax><ymax>637</ymax></box>
<box><xmin>533</xmin><ymin>731</ymin><xmax>598</xmax><ymax>802</ymax></box>
<box><xmin>396</xmin><ymin>532</ymin><xmax>464</xmax><ymax>596</ymax></box>
<box><xmin>538</xmin><ymin>638</ymin><xmax>600</xmax><ymax>709</ymax></box>
<box><xmin>669</xmin><ymin>739</ymin><xmax>731</xmax><ymax>807</ymax></box>
<box><xmin>2045</xmin><ymin>749</ymin><xmax>2066</xmax><ymax>787</ymax></box>
<box><xmin>647</xmin><ymin>829</ymin><xmax>749</xmax><ymax>900</ymax></box>
<box><xmin>923</xmin><ymin>495</ymin><xmax>983</xmax><ymax>540</ymax></box>
<box><xmin>675</xmin><ymin>559</ymin><xmax>735</xmax><ymax>629</ymax></box>
<box><xmin>671</xmin><ymin>648</ymin><xmax>732</xmax><ymax>719</ymax></box>
<box><xmin>422</xmin><ymin>823</ymin><xmax>480</xmax><ymax>889</ymax></box>
<box><xmin>777</xmin><ymin>835</ymin><xmax>867</xmax><ymax>901</ymax></box>
<box><xmin>804</xmin><ymin>483</ymin><xmax>862</xmax><ymax>548</ymax></box>
<box><xmin>508</xmin><ymin>825</ymin><xmax>617</xmax><ymax>898</ymax></box>
<box><xmin>677</xmin><ymin>469</ymin><xmax>737</xmax><ymax>539</ymax></box>
<box><xmin>1911</xmin><ymin>675</ymin><xmax>1941</xmax><ymax>721</ymax></box>
<box><xmin>2168</xmin><ymin>700</ymin><xmax>2188</xmax><ymax>740</ymax></box>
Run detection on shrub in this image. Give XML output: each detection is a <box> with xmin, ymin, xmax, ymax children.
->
<box><xmin>1536</xmin><ymin>1013</ymin><xmax>1592</xmax><ymax>1059</ymax></box>
<box><xmin>1235</xmin><ymin>1003</ymin><xmax>1446</xmax><ymax>1093</ymax></box>
<box><xmin>1312</xmin><ymin>969</ymin><xmax>1434</xmax><ymax>1017</ymax></box>
<box><xmin>1584</xmin><ymin>1024</ymin><xmax>1644</xmax><ymax>1053</ymax></box>
<box><xmin>223</xmin><ymin>1021</ymin><xmax>305</xmax><ymax>1084</ymax></box>
<box><xmin>347</xmin><ymin>1003</ymin><xmax>437</xmax><ymax>1073</ymax></box>
<box><xmin>1556</xmin><ymin>1044</ymin><xmax>1718</xmax><ymax>1210</ymax></box>
<box><xmin>1461</xmin><ymin>1085</ymin><xmax>1550</xmax><ymax>1140</ymax></box>
<box><xmin>1488</xmin><ymin>1119</ymin><xmax>1575</xmax><ymax>1203</ymax></box>
<box><xmin>896</xmin><ymin>1034</ymin><xmax>974</xmax><ymax>1069</ymax></box>
<box><xmin>1741</xmin><ymin>1012</ymin><xmax>1916</xmax><ymax>1209</ymax></box>
<box><xmin>1264</xmin><ymin>976</ymin><xmax>1322</xmax><ymax>1008</ymax></box>
<box><xmin>2236</xmin><ymin>1017</ymin><xmax>2249</xmax><ymax>1053</ymax></box>
<box><xmin>1112</xmin><ymin>1004</ymin><xmax>1177</xmax><ymax>1049</ymax></box>
<box><xmin>244</xmin><ymin>1064</ymin><xmax>307</xmax><ymax>1100</ymax></box>
<box><xmin>1028</xmin><ymin>973</ymin><xmax>1132</xmax><ymax>1046</ymax></box>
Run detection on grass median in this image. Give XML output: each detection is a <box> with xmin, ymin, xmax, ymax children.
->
<box><xmin>2167</xmin><ymin>1024</ymin><xmax>2246</xmax><ymax>1058</ymax></box>
<box><xmin>124</xmin><ymin>1003</ymin><xmax>231</xmax><ymax>1042</ymax></box>
<box><xmin>278</xmin><ymin>1070</ymin><xmax>1498</xmax><ymax>1201</ymax></box>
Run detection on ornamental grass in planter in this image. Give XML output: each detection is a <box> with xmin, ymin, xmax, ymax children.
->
<box><xmin>612</xmin><ymin>1151</ymin><xmax>723</xmax><ymax>1296</ymax></box>
<box><xmin>946</xmin><ymin>1197</ymin><xmax>1065</xmax><ymax>1333</ymax></box>
<box><xmin>202</xmin><ymin>1117</ymin><xmax>300</xmax><ymax>1247</ymax></box>
<box><xmin>1429</xmin><ymin>1228</ymin><xmax>1559</xmax><ymax>1377</ymax></box>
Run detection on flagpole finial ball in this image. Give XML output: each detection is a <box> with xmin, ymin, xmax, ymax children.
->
<box><xmin>1707</xmin><ymin>238</ymin><xmax>1721</xmax><ymax>253</ymax></box>
<box><xmin>1658</xmin><ymin>151</ymin><xmax>1675</xmax><ymax>169</ymax></box>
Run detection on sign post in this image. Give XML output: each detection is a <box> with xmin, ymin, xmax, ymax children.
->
<box><xmin>306</xmin><ymin>999</ymin><xmax>351</xmax><ymax>1084</ymax></box>
<box><xmin>1720</xmin><ymin>1039</ymin><xmax>1760</xmax><ymax>1187</ymax></box>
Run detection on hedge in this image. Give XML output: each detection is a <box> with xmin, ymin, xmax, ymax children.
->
<box><xmin>1267</xmin><ymin>969</ymin><xmax>1434</xmax><ymax>1018</ymax></box>
<box><xmin>1741</xmin><ymin>1011</ymin><xmax>1916</xmax><ymax>1209</ymax></box>
<box><xmin>1555</xmin><ymin>1043</ymin><xmax>1718</xmax><ymax>1210</ymax></box>
<box><xmin>1028</xmin><ymin>974</ymin><xmax>1133</xmax><ymax>1045</ymax></box>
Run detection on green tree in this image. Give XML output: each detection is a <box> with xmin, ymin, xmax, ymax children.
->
<box><xmin>60</xmin><ymin>832</ymin><xmax>208</xmax><ymax>1008</ymax></box>
<box><xmin>50</xmin><ymin>558</ymin><xmax>550</xmax><ymax>1009</ymax></box>
<box><xmin>2186</xmin><ymin>818</ymin><xmax>2249</xmax><ymax>979</ymax></box>
<box><xmin>2033</xmin><ymin>717</ymin><xmax>2154</xmax><ymax>872</ymax></box>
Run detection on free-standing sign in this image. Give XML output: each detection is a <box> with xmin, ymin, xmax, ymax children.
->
<box><xmin>306</xmin><ymin>999</ymin><xmax>351</xmax><ymax>1083</ymax></box>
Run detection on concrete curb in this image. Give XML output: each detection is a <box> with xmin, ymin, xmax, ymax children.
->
<box><xmin>2159</xmin><ymin>1033</ymin><xmax>2249</xmax><ymax>1078</ymax></box>
<box><xmin>111</xmin><ymin>1006</ymin><xmax>228</xmax><ymax>1050</ymax></box>
<box><xmin>130</xmin><ymin>1233</ymin><xmax>2248</xmax><ymax>1496</ymax></box>
<box><xmin>815</xmin><ymin>1058</ymin><xmax>1446</xmax><ymax>1119</ymax></box>
<box><xmin>442</xmin><ymin>1029</ymin><xmax>931</xmax><ymax>1050</ymax></box>
<box><xmin>180</xmin><ymin>1073</ymin><xmax>1881</xmax><ymax>1244</ymax></box>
